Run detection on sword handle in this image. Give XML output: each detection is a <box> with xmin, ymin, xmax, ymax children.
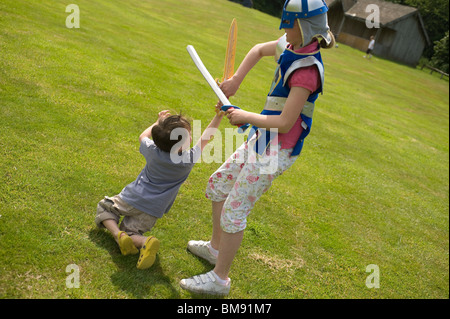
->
<box><xmin>221</xmin><ymin>105</ymin><xmax>250</xmax><ymax>132</ymax></box>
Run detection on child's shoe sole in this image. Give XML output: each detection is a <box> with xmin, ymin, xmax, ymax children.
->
<box><xmin>137</xmin><ymin>236</ymin><xmax>160</xmax><ymax>270</ymax></box>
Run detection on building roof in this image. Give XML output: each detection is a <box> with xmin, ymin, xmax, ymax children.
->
<box><xmin>325</xmin><ymin>0</ymin><xmax>357</xmax><ymax>12</ymax></box>
<box><xmin>325</xmin><ymin>0</ymin><xmax>430</xmax><ymax>43</ymax></box>
<box><xmin>326</xmin><ymin>0</ymin><xmax>417</xmax><ymax>24</ymax></box>
<box><xmin>347</xmin><ymin>0</ymin><xmax>417</xmax><ymax>25</ymax></box>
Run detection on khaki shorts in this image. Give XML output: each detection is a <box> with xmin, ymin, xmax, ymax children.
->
<box><xmin>95</xmin><ymin>195</ymin><xmax>158</xmax><ymax>236</ymax></box>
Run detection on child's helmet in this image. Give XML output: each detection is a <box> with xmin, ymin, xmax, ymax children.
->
<box><xmin>280</xmin><ymin>0</ymin><xmax>328</xmax><ymax>29</ymax></box>
<box><xmin>279</xmin><ymin>0</ymin><xmax>333</xmax><ymax>48</ymax></box>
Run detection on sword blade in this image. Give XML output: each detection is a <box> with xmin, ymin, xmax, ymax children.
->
<box><xmin>222</xmin><ymin>18</ymin><xmax>237</xmax><ymax>82</ymax></box>
<box><xmin>186</xmin><ymin>45</ymin><xmax>231</xmax><ymax>106</ymax></box>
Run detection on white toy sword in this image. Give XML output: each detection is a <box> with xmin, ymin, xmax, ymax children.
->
<box><xmin>186</xmin><ymin>45</ymin><xmax>231</xmax><ymax>106</ymax></box>
<box><xmin>186</xmin><ymin>45</ymin><xmax>250</xmax><ymax>132</ymax></box>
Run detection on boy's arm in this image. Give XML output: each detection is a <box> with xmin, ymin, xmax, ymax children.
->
<box><xmin>139</xmin><ymin>123</ymin><xmax>157</xmax><ymax>143</ymax></box>
<box><xmin>194</xmin><ymin>112</ymin><xmax>224</xmax><ymax>152</ymax></box>
<box><xmin>139</xmin><ymin>110</ymin><xmax>171</xmax><ymax>142</ymax></box>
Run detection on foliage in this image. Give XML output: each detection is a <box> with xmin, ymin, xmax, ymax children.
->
<box><xmin>431</xmin><ymin>31</ymin><xmax>449</xmax><ymax>73</ymax></box>
<box><xmin>252</xmin><ymin>0</ymin><xmax>285</xmax><ymax>17</ymax></box>
<box><xmin>229</xmin><ymin>0</ymin><xmax>285</xmax><ymax>16</ymax></box>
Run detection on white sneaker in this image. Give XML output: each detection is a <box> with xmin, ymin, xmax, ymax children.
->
<box><xmin>180</xmin><ymin>271</ymin><xmax>231</xmax><ymax>296</ymax></box>
<box><xmin>187</xmin><ymin>240</ymin><xmax>217</xmax><ymax>265</ymax></box>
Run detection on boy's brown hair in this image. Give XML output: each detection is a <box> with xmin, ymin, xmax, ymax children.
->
<box><xmin>152</xmin><ymin>114</ymin><xmax>191</xmax><ymax>153</ymax></box>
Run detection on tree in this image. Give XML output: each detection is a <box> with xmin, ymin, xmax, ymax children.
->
<box><xmin>252</xmin><ymin>0</ymin><xmax>285</xmax><ymax>17</ymax></box>
<box><xmin>228</xmin><ymin>0</ymin><xmax>284</xmax><ymax>17</ymax></box>
<box><xmin>431</xmin><ymin>31</ymin><xmax>449</xmax><ymax>73</ymax></box>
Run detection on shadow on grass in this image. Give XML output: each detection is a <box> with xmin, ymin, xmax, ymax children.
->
<box><xmin>88</xmin><ymin>228</ymin><xmax>180</xmax><ymax>298</ymax></box>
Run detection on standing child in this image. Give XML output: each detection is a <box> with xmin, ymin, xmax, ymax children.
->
<box><xmin>364</xmin><ymin>35</ymin><xmax>375</xmax><ymax>59</ymax></box>
<box><xmin>180</xmin><ymin>0</ymin><xmax>335</xmax><ymax>295</ymax></box>
<box><xmin>95</xmin><ymin>109</ymin><xmax>223</xmax><ymax>269</ymax></box>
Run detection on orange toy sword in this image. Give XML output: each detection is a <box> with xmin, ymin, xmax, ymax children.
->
<box><xmin>222</xmin><ymin>18</ymin><xmax>237</xmax><ymax>82</ymax></box>
<box><xmin>216</xmin><ymin>18</ymin><xmax>237</xmax><ymax>114</ymax></box>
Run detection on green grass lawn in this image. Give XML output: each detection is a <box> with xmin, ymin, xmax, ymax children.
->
<box><xmin>0</xmin><ymin>0</ymin><xmax>448</xmax><ymax>299</ymax></box>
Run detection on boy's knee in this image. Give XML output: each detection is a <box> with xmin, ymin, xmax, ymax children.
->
<box><xmin>95</xmin><ymin>197</ymin><xmax>120</xmax><ymax>228</ymax></box>
<box><xmin>97</xmin><ymin>197</ymin><xmax>114</xmax><ymax>213</ymax></box>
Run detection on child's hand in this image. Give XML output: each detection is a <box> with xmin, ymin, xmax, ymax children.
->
<box><xmin>214</xmin><ymin>101</ymin><xmax>225</xmax><ymax>116</ymax></box>
<box><xmin>220</xmin><ymin>76</ymin><xmax>240</xmax><ymax>98</ymax></box>
<box><xmin>158</xmin><ymin>110</ymin><xmax>171</xmax><ymax>120</ymax></box>
<box><xmin>226</xmin><ymin>107</ymin><xmax>248</xmax><ymax>126</ymax></box>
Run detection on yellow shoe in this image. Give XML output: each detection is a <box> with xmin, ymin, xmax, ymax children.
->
<box><xmin>117</xmin><ymin>231</ymin><xmax>139</xmax><ymax>255</ymax></box>
<box><xmin>136</xmin><ymin>236</ymin><xmax>160</xmax><ymax>270</ymax></box>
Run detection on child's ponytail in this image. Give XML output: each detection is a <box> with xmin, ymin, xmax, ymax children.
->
<box><xmin>319</xmin><ymin>31</ymin><xmax>336</xmax><ymax>49</ymax></box>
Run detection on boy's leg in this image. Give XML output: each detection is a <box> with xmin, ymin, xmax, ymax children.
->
<box><xmin>95</xmin><ymin>195</ymin><xmax>159</xmax><ymax>266</ymax></box>
<box><xmin>119</xmin><ymin>207</ymin><xmax>159</xmax><ymax>269</ymax></box>
<box><xmin>102</xmin><ymin>219</ymin><xmax>124</xmax><ymax>242</ymax></box>
<box><xmin>120</xmin><ymin>211</ymin><xmax>158</xmax><ymax>249</ymax></box>
<box><xmin>95</xmin><ymin>196</ymin><xmax>121</xmax><ymax>235</ymax></box>
<box><xmin>129</xmin><ymin>235</ymin><xmax>147</xmax><ymax>248</ymax></box>
<box><xmin>134</xmin><ymin>235</ymin><xmax>160</xmax><ymax>270</ymax></box>
<box><xmin>100</xmin><ymin>222</ymin><xmax>158</xmax><ymax>268</ymax></box>
<box><xmin>95</xmin><ymin>196</ymin><xmax>139</xmax><ymax>255</ymax></box>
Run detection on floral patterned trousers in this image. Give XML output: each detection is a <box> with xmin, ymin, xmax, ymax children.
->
<box><xmin>205</xmin><ymin>136</ymin><xmax>298</xmax><ymax>233</ymax></box>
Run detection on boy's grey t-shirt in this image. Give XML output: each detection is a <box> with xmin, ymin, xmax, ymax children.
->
<box><xmin>119</xmin><ymin>137</ymin><xmax>201</xmax><ymax>218</ymax></box>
